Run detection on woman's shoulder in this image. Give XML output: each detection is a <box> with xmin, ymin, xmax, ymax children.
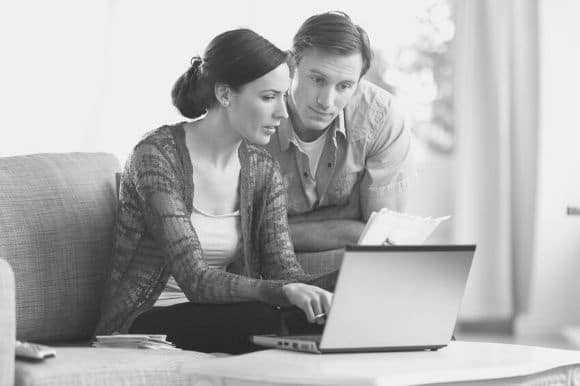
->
<box><xmin>129</xmin><ymin>123</ymin><xmax>187</xmax><ymax>160</ymax></box>
<box><xmin>127</xmin><ymin>123</ymin><xmax>186</xmax><ymax>171</ymax></box>
<box><xmin>135</xmin><ymin>123</ymin><xmax>183</xmax><ymax>149</ymax></box>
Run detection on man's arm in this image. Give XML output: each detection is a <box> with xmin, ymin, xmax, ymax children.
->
<box><xmin>289</xmin><ymin>185</ymin><xmax>364</xmax><ymax>252</ymax></box>
<box><xmin>287</xmin><ymin>178</ymin><xmax>407</xmax><ymax>252</ymax></box>
<box><xmin>358</xmin><ymin>95</ymin><xmax>414</xmax><ymax>220</ymax></box>
<box><xmin>289</xmin><ymin>218</ymin><xmax>365</xmax><ymax>252</ymax></box>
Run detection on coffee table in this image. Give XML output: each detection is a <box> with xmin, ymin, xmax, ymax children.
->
<box><xmin>181</xmin><ymin>341</ymin><xmax>580</xmax><ymax>385</ymax></box>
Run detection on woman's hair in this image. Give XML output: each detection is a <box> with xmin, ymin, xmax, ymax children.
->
<box><xmin>172</xmin><ymin>28</ymin><xmax>289</xmax><ymax>119</ymax></box>
<box><xmin>292</xmin><ymin>11</ymin><xmax>373</xmax><ymax>77</ymax></box>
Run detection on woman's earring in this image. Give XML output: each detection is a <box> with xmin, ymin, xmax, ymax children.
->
<box><xmin>223</xmin><ymin>100</ymin><xmax>230</xmax><ymax>107</ymax></box>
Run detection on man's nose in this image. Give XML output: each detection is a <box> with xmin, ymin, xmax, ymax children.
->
<box><xmin>316</xmin><ymin>88</ymin><xmax>334</xmax><ymax>110</ymax></box>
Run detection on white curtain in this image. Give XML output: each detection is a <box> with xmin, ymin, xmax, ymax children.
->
<box><xmin>453</xmin><ymin>0</ymin><xmax>539</xmax><ymax>320</ymax></box>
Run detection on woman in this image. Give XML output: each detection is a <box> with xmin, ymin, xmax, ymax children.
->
<box><xmin>95</xmin><ymin>29</ymin><xmax>336</xmax><ymax>354</ymax></box>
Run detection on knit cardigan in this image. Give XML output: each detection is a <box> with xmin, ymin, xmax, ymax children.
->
<box><xmin>95</xmin><ymin>124</ymin><xmax>336</xmax><ymax>335</ymax></box>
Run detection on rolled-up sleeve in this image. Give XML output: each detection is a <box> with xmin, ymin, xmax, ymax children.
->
<box><xmin>359</xmin><ymin>98</ymin><xmax>415</xmax><ymax>220</ymax></box>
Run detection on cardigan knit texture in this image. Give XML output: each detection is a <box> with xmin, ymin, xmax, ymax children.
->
<box><xmin>95</xmin><ymin>123</ymin><xmax>335</xmax><ymax>335</ymax></box>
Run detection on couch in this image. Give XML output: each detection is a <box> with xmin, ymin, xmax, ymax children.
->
<box><xmin>0</xmin><ymin>152</ymin><xmax>343</xmax><ymax>386</ymax></box>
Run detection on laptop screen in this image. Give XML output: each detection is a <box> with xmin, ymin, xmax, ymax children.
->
<box><xmin>319</xmin><ymin>245</ymin><xmax>475</xmax><ymax>351</ymax></box>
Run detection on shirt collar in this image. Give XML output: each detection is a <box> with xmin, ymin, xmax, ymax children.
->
<box><xmin>278</xmin><ymin>108</ymin><xmax>346</xmax><ymax>152</ymax></box>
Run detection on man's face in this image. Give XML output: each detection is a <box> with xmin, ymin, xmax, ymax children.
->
<box><xmin>288</xmin><ymin>48</ymin><xmax>363</xmax><ymax>140</ymax></box>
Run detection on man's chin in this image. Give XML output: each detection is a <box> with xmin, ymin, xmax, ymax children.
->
<box><xmin>305</xmin><ymin>118</ymin><xmax>332</xmax><ymax>132</ymax></box>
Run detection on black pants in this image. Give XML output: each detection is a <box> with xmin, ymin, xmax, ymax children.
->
<box><xmin>129</xmin><ymin>302</ymin><xmax>322</xmax><ymax>354</ymax></box>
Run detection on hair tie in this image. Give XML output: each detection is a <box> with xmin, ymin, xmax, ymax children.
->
<box><xmin>190</xmin><ymin>56</ymin><xmax>204</xmax><ymax>73</ymax></box>
<box><xmin>187</xmin><ymin>56</ymin><xmax>204</xmax><ymax>81</ymax></box>
<box><xmin>190</xmin><ymin>56</ymin><xmax>203</xmax><ymax>67</ymax></box>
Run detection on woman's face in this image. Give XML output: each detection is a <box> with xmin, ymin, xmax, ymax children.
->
<box><xmin>227</xmin><ymin>63</ymin><xmax>290</xmax><ymax>145</ymax></box>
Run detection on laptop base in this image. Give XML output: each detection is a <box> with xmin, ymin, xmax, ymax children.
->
<box><xmin>251</xmin><ymin>334</ymin><xmax>447</xmax><ymax>354</ymax></box>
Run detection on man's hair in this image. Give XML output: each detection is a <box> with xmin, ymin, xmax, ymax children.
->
<box><xmin>292</xmin><ymin>11</ymin><xmax>373</xmax><ymax>77</ymax></box>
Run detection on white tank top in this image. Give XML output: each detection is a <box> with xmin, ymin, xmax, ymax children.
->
<box><xmin>294</xmin><ymin>129</ymin><xmax>328</xmax><ymax>177</ymax></box>
<box><xmin>154</xmin><ymin>205</ymin><xmax>242</xmax><ymax>307</ymax></box>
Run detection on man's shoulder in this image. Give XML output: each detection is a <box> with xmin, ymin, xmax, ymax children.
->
<box><xmin>344</xmin><ymin>79</ymin><xmax>398</xmax><ymax>139</ymax></box>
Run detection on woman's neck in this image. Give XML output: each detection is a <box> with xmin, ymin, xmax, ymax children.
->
<box><xmin>185</xmin><ymin>111</ymin><xmax>242</xmax><ymax>168</ymax></box>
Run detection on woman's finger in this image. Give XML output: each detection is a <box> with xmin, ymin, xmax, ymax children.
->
<box><xmin>311</xmin><ymin>297</ymin><xmax>323</xmax><ymax>317</ymax></box>
<box><xmin>321</xmin><ymin>292</ymin><xmax>333</xmax><ymax>314</ymax></box>
<box><xmin>310</xmin><ymin>298</ymin><xmax>325</xmax><ymax>324</ymax></box>
<box><xmin>300</xmin><ymin>299</ymin><xmax>316</xmax><ymax>323</ymax></box>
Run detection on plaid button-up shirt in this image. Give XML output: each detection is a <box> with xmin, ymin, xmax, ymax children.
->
<box><xmin>265</xmin><ymin>80</ymin><xmax>414</xmax><ymax>221</ymax></box>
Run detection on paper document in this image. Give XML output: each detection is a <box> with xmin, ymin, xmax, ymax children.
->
<box><xmin>358</xmin><ymin>208</ymin><xmax>450</xmax><ymax>245</ymax></box>
<box><xmin>93</xmin><ymin>334</ymin><xmax>181</xmax><ymax>350</ymax></box>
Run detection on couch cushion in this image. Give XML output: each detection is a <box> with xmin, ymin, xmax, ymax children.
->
<box><xmin>0</xmin><ymin>153</ymin><xmax>121</xmax><ymax>342</ymax></box>
<box><xmin>15</xmin><ymin>347</ymin><xmax>215</xmax><ymax>386</ymax></box>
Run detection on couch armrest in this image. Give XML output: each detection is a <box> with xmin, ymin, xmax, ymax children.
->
<box><xmin>0</xmin><ymin>258</ymin><xmax>15</xmax><ymax>386</ymax></box>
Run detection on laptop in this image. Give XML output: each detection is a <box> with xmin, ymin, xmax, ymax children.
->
<box><xmin>251</xmin><ymin>244</ymin><xmax>475</xmax><ymax>354</ymax></box>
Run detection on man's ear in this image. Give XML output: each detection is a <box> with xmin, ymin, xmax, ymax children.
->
<box><xmin>287</xmin><ymin>52</ymin><xmax>297</xmax><ymax>78</ymax></box>
<box><xmin>214</xmin><ymin>83</ymin><xmax>231</xmax><ymax>107</ymax></box>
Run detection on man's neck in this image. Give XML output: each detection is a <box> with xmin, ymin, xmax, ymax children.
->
<box><xmin>293</xmin><ymin>124</ymin><xmax>329</xmax><ymax>142</ymax></box>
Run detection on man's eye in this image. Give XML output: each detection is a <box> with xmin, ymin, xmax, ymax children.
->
<box><xmin>311</xmin><ymin>76</ymin><xmax>325</xmax><ymax>85</ymax></box>
<box><xmin>338</xmin><ymin>83</ymin><xmax>352</xmax><ymax>91</ymax></box>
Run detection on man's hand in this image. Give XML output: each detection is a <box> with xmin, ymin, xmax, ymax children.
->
<box><xmin>282</xmin><ymin>283</ymin><xmax>333</xmax><ymax>324</ymax></box>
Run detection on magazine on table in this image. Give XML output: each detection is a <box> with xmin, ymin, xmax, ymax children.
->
<box><xmin>93</xmin><ymin>334</ymin><xmax>181</xmax><ymax>350</ymax></box>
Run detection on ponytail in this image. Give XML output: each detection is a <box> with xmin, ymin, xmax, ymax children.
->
<box><xmin>171</xmin><ymin>56</ymin><xmax>212</xmax><ymax>119</ymax></box>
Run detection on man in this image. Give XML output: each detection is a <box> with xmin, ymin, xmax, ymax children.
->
<box><xmin>265</xmin><ymin>11</ymin><xmax>414</xmax><ymax>253</ymax></box>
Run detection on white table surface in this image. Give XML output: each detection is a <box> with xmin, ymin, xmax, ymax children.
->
<box><xmin>181</xmin><ymin>341</ymin><xmax>580</xmax><ymax>386</ymax></box>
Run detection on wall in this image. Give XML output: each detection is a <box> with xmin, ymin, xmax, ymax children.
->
<box><xmin>0</xmin><ymin>0</ymin><xmax>432</xmax><ymax>162</ymax></box>
<box><xmin>0</xmin><ymin>1</ymin><xmax>109</xmax><ymax>156</ymax></box>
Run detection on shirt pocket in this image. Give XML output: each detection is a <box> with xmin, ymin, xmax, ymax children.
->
<box><xmin>326</xmin><ymin>171</ymin><xmax>360</xmax><ymax>205</ymax></box>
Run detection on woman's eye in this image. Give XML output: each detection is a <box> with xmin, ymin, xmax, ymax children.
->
<box><xmin>261</xmin><ymin>95</ymin><xmax>275</xmax><ymax>101</ymax></box>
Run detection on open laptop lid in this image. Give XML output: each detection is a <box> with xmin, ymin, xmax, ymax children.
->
<box><xmin>319</xmin><ymin>245</ymin><xmax>475</xmax><ymax>353</ymax></box>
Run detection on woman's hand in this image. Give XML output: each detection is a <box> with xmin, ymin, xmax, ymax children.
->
<box><xmin>281</xmin><ymin>283</ymin><xmax>333</xmax><ymax>324</ymax></box>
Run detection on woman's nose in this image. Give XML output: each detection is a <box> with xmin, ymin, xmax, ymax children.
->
<box><xmin>274</xmin><ymin>98</ymin><xmax>288</xmax><ymax>119</ymax></box>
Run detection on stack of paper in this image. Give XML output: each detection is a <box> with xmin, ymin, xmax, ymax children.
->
<box><xmin>358</xmin><ymin>208</ymin><xmax>450</xmax><ymax>245</ymax></box>
<box><xmin>93</xmin><ymin>334</ymin><xmax>180</xmax><ymax>350</ymax></box>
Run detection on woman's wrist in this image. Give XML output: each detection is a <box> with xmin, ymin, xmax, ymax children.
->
<box><xmin>256</xmin><ymin>280</ymin><xmax>290</xmax><ymax>306</ymax></box>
